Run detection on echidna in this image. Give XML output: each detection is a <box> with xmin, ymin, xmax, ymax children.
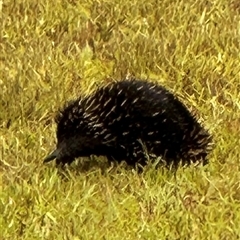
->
<box><xmin>44</xmin><ymin>79</ymin><xmax>212</xmax><ymax>168</ymax></box>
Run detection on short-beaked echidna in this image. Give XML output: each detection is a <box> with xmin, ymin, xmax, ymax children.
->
<box><xmin>44</xmin><ymin>79</ymin><xmax>212</xmax><ymax>167</ymax></box>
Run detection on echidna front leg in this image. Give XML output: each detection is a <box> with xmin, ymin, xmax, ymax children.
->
<box><xmin>105</xmin><ymin>145</ymin><xmax>128</xmax><ymax>163</ymax></box>
<box><xmin>106</xmin><ymin>141</ymin><xmax>147</xmax><ymax>167</ymax></box>
<box><xmin>107</xmin><ymin>152</ymin><xmax>126</xmax><ymax>162</ymax></box>
<box><xmin>125</xmin><ymin>140</ymin><xmax>148</xmax><ymax>167</ymax></box>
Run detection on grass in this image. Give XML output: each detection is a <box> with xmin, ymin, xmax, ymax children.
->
<box><xmin>1</xmin><ymin>0</ymin><xmax>240</xmax><ymax>239</ymax></box>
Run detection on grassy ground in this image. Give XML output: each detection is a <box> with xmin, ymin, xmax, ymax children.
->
<box><xmin>1</xmin><ymin>0</ymin><xmax>240</xmax><ymax>239</ymax></box>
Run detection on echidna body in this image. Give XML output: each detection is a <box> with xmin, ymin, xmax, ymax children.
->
<box><xmin>44</xmin><ymin>79</ymin><xmax>212</xmax><ymax>167</ymax></box>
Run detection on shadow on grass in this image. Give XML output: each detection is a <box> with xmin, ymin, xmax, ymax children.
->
<box><xmin>42</xmin><ymin>155</ymin><xmax>204</xmax><ymax>182</ymax></box>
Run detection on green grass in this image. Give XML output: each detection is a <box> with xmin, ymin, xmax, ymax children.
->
<box><xmin>1</xmin><ymin>0</ymin><xmax>240</xmax><ymax>239</ymax></box>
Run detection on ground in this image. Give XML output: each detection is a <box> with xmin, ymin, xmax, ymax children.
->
<box><xmin>1</xmin><ymin>0</ymin><xmax>240</xmax><ymax>239</ymax></box>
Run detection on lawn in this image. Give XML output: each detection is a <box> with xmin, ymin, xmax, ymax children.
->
<box><xmin>1</xmin><ymin>0</ymin><xmax>240</xmax><ymax>239</ymax></box>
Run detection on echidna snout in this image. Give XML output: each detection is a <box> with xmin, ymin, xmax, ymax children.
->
<box><xmin>44</xmin><ymin>136</ymin><xmax>94</xmax><ymax>165</ymax></box>
<box><xmin>44</xmin><ymin>148</ymin><xmax>75</xmax><ymax>165</ymax></box>
<box><xmin>44</xmin><ymin>149</ymin><xmax>60</xmax><ymax>163</ymax></box>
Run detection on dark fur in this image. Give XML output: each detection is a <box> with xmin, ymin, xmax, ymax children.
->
<box><xmin>44</xmin><ymin>79</ymin><xmax>212</xmax><ymax>167</ymax></box>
